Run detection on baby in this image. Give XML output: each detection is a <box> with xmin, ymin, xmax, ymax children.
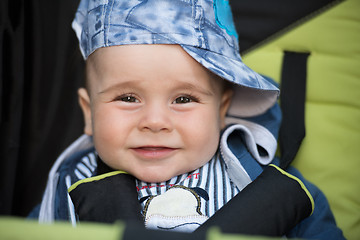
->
<box><xmin>31</xmin><ymin>0</ymin><xmax>345</xmax><ymax>239</ymax></box>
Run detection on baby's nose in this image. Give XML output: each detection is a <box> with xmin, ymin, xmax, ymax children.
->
<box><xmin>138</xmin><ymin>103</ymin><xmax>173</xmax><ymax>133</ymax></box>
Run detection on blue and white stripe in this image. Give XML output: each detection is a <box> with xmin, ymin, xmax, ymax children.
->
<box><xmin>73</xmin><ymin>152</ymin><xmax>97</xmax><ymax>180</ymax></box>
<box><xmin>136</xmin><ymin>152</ymin><xmax>240</xmax><ymax>218</ymax></box>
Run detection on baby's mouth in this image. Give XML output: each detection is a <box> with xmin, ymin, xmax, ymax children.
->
<box><xmin>131</xmin><ymin>146</ymin><xmax>178</xmax><ymax>159</ymax></box>
<box><xmin>138</xmin><ymin>146</ymin><xmax>170</xmax><ymax>151</ymax></box>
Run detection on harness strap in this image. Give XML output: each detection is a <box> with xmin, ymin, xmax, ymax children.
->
<box><xmin>195</xmin><ymin>164</ymin><xmax>314</xmax><ymax>236</ymax></box>
<box><xmin>279</xmin><ymin>51</ymin><xmax>310</xmax><ymax>169</ymax></box>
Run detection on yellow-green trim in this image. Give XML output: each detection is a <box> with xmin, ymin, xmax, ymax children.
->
<box><xmin>269</xmin><ymin>164</ymin><xmax>315</xmax><ymax>215</ymax></box>
<box><xmin>68</xmin><ymin>170</ymin><xmax>127</xmax><ymax>193</ymax></box>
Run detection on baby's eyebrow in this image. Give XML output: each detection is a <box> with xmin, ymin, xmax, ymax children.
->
<box><xmin>97</xmin><ymin>80</ymin><xmax>136</xmax><ymax>94</ymax></box>
<box><xmin>174</xmin><ymin>82</ymin><xmax>214</xmax><ymax>96</ymax></box>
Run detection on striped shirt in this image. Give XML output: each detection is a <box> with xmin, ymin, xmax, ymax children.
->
<box><xmin>136</xmin><ymin>151</ymin><xmax>240</xmax><ymax>218</ymax></box>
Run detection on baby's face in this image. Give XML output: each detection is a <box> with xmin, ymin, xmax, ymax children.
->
<box><xmin>79</xmin><ymin>44</ymin><xmax>232</xmax><ymax>182</ymax></box>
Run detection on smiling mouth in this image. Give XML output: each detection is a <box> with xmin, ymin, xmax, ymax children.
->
<box><xmin>131</xmin><ymin>146</ymin><xmax>178</xmax><ymax>159</ymax></box>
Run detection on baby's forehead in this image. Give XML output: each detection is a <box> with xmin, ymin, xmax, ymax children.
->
<box><xmin>85</xmin><ymin>44</ymin><xmax>228</xmax><ymax>93</ymax></box>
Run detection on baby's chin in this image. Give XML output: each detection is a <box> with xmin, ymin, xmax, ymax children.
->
<box><xmin>134</xmin><ymin>172</ymin><xmax>175</xmax><ymax>183</ymax></box>
<box><xmin>132</xmin><ymin>169</ymin><xmax>188</xmax><ymax>183</ymax></box>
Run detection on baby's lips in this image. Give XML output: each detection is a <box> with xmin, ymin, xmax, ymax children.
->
<box><xmin>130</xmin><ymin>146</ymin><xmax>179</xmax><ymax>159</ymax></box>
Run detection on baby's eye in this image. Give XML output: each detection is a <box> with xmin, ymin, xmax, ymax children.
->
<box><xmin>173</xmin><ymin>96</ymin><xmax>197</xmax><ymax>104</ymax></box>
<box><xmin>114</xmin><ymin>95</ymin><xmax>139</xmax><ymax>103</ymax></box>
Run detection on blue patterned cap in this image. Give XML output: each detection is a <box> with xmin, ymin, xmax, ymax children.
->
<box><xmin>72</xmin><ymin>0</ymin><xmax>279</xmax><ymax>117</ymax></box>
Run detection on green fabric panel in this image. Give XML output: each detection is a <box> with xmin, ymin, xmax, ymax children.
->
<box><xmin>242</xmin><ymin>1</ymin><xmax>360</xmax><ymax>239</ymax></box>
<box><xmin>0</xmin><ymin>217</ymin><xmax>123</xmax><ymax>240</ymax></box>
<box><xmin>0</xmin><ymin>217</ymin><xmax>287</xmax><ymax>240</ymax></box>
<box><xmin>206</xmin><ymin>228</ymin><xmax>287</xmax><ymax>240</ymax></box>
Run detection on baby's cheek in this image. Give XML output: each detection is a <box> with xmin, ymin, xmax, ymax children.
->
<box><xmin>92</xmin><ymin>111</ymin><xmax>127</xmax><ymax>160</ymax></box>
<box><xmin>191</xmin><ymin>122</ymin><xmax>220</xmax><ymax>158</ymax></box>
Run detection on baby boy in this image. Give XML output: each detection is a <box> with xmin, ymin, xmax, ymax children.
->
<box><xmin>32</xmin><ymin>0</ymin><xmax>345</xmax><ymax>239</ymax></box>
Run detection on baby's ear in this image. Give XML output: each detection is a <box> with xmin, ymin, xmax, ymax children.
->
<box><xmin>220</xmin><ymin>89</ymin><xmax>233</xmax><ymax>129</ymax></box>
<box><xmin>78</xmin><ymin>88</ymin><xmax>93</xmax><ymax>136</ymax></box>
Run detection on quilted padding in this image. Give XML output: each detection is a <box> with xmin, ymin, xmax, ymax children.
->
<box><xmin>242</xmin><ymin>1</ymin><xmax>360</xmax><ymax>239</ymax></box>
